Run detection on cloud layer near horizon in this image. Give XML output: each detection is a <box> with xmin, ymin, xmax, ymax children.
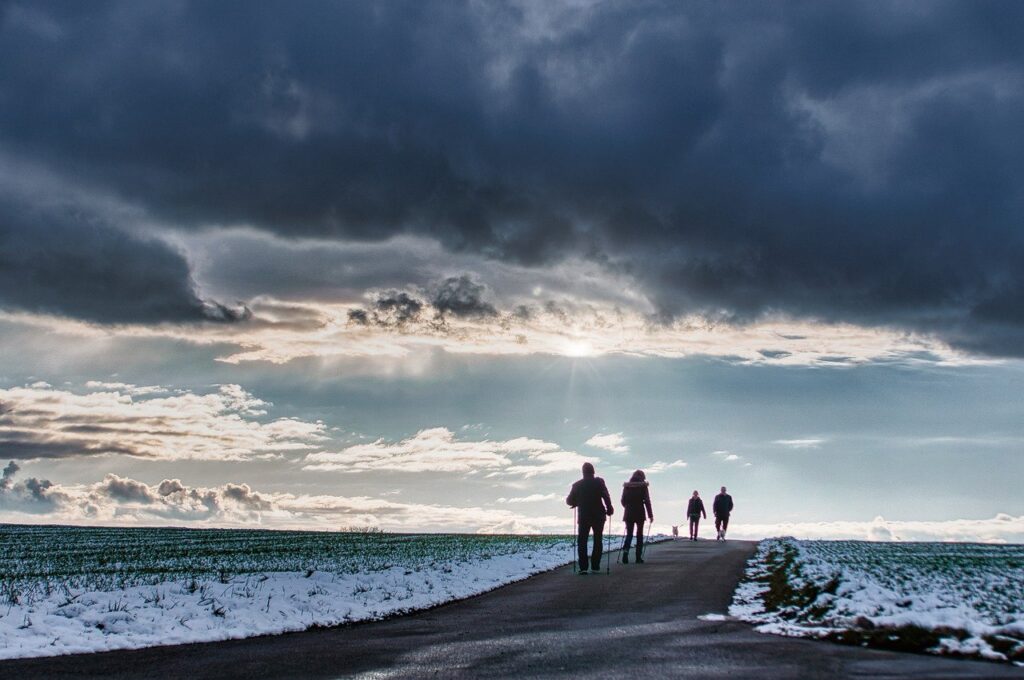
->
<box><xmin>2</xmin><ymin>1</ymin><xmax>1024</xmax><ymax>356</ymax></box>
<box><xmin>4</xmin><ymin>462</ymin><xmax>1022</xmax><ymax>542</ymax></box>
<box><xmin>0</xmin><ymin>462</ymin><xmax>566</xmax><ymax>533</ymax></box>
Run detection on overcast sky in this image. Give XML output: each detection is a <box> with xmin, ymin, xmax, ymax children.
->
<box><xmin>1</xmin><ymin>0</ymin><xmax>1023</xmax><ymax>541</ymax></box>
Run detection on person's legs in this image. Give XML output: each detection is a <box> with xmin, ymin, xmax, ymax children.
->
<box><xmin>591</xmin><ymin>519</ymin><xmax>605</xmax><ymax>571</ymax></box>
<box><xmin>635</xmin><ymin>520</ymin><xmax>645</xmax><ymax>561</ymax></box>
<box><xmin>577</xmin><ymin>519</ymin><xmax>591</xmax><ymax>571</ymax></box>
<box><xmin>721</xmin><ymin>514</ymin><xmax>730</xmax><ymax>538</ymax></box>
<box><xmin>714</xmin><ymin>516</ymin><xmax>723</xmax><ymax>540</ymax></box>
<box><xmin>622</xmin><ymin>521</ymin><xmax>635</xmax><ymax>563</ymax></box>
<box><xmin>689</xmin><ymin>516</ymin><xmax>700</xmax><ymax>539</ymax></box>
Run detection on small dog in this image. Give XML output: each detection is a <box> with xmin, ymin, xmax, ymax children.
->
<box><xmin>671</xmin><ymin>525</ymin><xmax>679</xmax><ymax>538</ymax></box>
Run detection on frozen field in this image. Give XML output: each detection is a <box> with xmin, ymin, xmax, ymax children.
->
<box><xmin>0</xmin><ymin>524</ymin><xmax>574</xmax><ymax>659</ymax></box>
<box><xmin>730</xmin><ymin>537</ymin><xmax>1024</xmax><ymax>665</ymax></box>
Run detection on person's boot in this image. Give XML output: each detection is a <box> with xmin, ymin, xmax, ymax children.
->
<box><xmin>635</xmin><ymin>547</ymin><xmax>644</xmax><ymax>563</ymax></box>
<box><xmin>622</xmin><ymin>551</ymin><xmax>629</xmax><ymax>564</ymax></box>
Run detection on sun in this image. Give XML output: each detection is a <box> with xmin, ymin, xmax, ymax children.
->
<box><xmin>562</xmin><ymin>339</ymin><xmax>595</xmax><ymax>358</ymax></box>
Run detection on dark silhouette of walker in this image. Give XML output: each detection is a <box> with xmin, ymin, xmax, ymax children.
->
<box><xmin>619</xmin><ymin>469</ymin><xmax>653</xmax><ymax>564</ymax></box>
<box><xmin>566</xmin><ymin>462</ymin><xmax>614</xmax><ymax>574</ymax></box>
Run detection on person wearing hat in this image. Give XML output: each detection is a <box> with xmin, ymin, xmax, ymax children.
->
<box><xmin>566</xmin><ymin>462</ymin><xmax>614</xmax><ymax>574</ymax></box>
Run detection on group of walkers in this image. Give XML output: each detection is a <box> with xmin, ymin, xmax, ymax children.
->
<box><xmin>566</xmin><ymin>462</ymin><xmax>734</xmax><ymax>574</ymax></box>
<box><xmin>683</xmin><ymin>487</ymin><xmax>734</xmax><ymax>541</ymax></box>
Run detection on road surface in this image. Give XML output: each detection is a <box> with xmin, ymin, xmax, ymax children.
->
<box><xmin>2</xmin><ymin>539</ymin><xmax>1020</xmax><ymax>678</ymax></box>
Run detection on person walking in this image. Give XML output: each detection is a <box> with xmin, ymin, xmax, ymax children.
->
<box><xmin>566</xmin><ymin>462</ymin><xmax>614</xmax><ymax>574</ymax></box>
<box><xmin>713</xmin><ymin>486</ymin><xmax>734</xmax><ymax>541</ymax></box>
<box><xmin>620</xmin><ymin>470</ymin><xmax>653</xmax><ymax>564</ymax></box>
<box><xmin>686</xmin><ymin>490</ymin><xmax>706</xmax><ymax>541</ymax></box>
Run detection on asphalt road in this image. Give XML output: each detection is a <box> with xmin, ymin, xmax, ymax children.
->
<box><xmin>3</xmin><ymin>539</ymin><xmax>1021</xmax><ymax>679</ymax></box>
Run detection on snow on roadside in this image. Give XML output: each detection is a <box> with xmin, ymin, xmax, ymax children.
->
<box><xmin>0</xmin><ymin>545</ymin><xmax>572</xmax><ymax>659</ymax></box>
<box><xmin>729</xmin><ymin>537</ymin><xmax>1024</xmax><ymax>664</ymax></box>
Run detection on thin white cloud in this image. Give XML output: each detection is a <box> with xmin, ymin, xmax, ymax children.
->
<box><xmin>727</xmin><ymin>514</ymin><xmax>1024</xmax><ymax>544</ymax></box>
<box><xmin>0</xmin><ymin>299</ymin><xmax>979</xmax><ymax>368</ymax></box>
<box><xmin>585</xmin><ymin>432</ymin><xmax>629</xmax><ymax>454</ymax></box>
<box><xmin>303</xmin><ymin>427</ymin><xmax>589</xmax><ymax>477</ymax></box>
<box><xmin>647</xmin><ymin>459</ymin><xmax>687</xmax><ymax>473</ymax></box>
<box><xmin>712</xmin><ymin>450</ymin><xmax>741</xmax><ymax>462</ymax></box>
<box><xmin>774</xmin><ymin>438</ymin><xmax>825</xmax><ymax>448</ymax></box>
<box><xmin>495</xmin><ymin>493</ymin><xmax>559</xmax><ymax>503</ymax></box>
<box><xmin>0</xmin><ymin>382</ymin><xmax>327</xmax><ymax>461</ymax></box>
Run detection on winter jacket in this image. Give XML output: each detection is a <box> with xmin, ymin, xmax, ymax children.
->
<box><xmin>713</xmin><ymin>493</ymin><xmax>734</xmax><ymax>517</ymax></box>
<box><xmin>566</xmin><ymin>476</ymin><xmax>614</xmax><ymax>522</ymax></box>
<box><xmin>620</xmin><ymin>482</ymin><xmax>653</xmax><ymax>524</ymax></box>
<box><xmin>686</xmin><ymin>497</ymin><xmax>706</xmax><ymax>519</ymax></box>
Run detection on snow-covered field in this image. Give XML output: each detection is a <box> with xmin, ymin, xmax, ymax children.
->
<box><xmin>0</xmin><ymin>524</ymin><xmax>576</xmax><ymax>659</ymax></box>
<box><xmin>730</xmin><ymin>537</ymin><xmax>1024</xmax><ymax>665</ymax></box>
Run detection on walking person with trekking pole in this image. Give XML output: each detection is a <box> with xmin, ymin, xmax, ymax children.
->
<box><xmin>620</xmin><ymin>469</ymin><xmax>653</xmax><ymax>564</ymax></box>
<box><xmin>566</xmin><ymin>462</ymin><xmax>614</xmax><ymax>575</ymax></box>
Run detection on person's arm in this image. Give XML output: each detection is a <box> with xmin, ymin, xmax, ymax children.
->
<box><xmin>701</xmin><ymin>499</ymin><xmax>707</xmax><ymax>519</ymax></box>
<box><xmin>644</xmin><ymin>487</ymin><xmax>653</xmax><ymax>522</ymax></box>
<box><xmin>601</xmin><ymin>480</ymin><xmax>614</xmax><ymax>516</ymax></box>
<box><xmin>566</xmin><ymin>483</ymin><xmax>577</xmax><ymax>508</ymax></box>
<box><xmin>728</xmin><ymin>496</ymin><xmax>734</xmax><ymax>513</ymax></box>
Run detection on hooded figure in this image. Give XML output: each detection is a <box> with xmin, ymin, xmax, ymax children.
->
<box><xmin>566</xmin><ymin>462</ymin><xmax>614</xmax><ymax>574</ymax></box>
<box><xmin>620</xmin><ymin>469</ymin><xmax>653</xmax><ymax>563</ymax></box>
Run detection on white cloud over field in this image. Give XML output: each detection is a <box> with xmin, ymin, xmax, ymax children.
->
<box><xmin>0</xmin><ymin>464</ymin><xmax>565</xmax><ymax>533</ymax></box>
<box><xmin>727</xmin><ymin>515</ymin><xmax>1024</xmax><ymax>544</ymax></box>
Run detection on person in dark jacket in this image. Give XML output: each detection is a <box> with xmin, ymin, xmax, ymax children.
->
<box><xmin>713</xmin><ymin>486</ymin><xmax>734</xmax><ymax>541</ymax></box>
<box><xmin>686</xmin><ymin>490</ymin><xmax>706</xmax><ymax>541</ymax></box>
<box><xmin>566</xmin><ymin>462</ymin><xmax>614</xmax><ymax>574</ymax></box>
<box><xmin>620</xmin><ymin>470</ymin><xmax>653</xmax><ymax>564</ymax></box>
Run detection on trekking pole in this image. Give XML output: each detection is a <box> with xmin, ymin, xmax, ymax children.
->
<box><xmin>640</xmin><ymin>521</ymin><xmax>652</xmax><ymax>560</ymax></box>
<box><xmin>606</xmin><ymin>529</ymin><xmax>611</xmax><ymax>574</ymax></box>
<box><xmin>572</xmin><ymin>507</ymin><xmax>577</xmax><ymax>575</ymax></box>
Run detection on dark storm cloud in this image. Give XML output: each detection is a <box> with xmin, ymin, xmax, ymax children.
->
<box><xmin>431</xmin><ymin>276</ymin><xmax>497</xmax><ymax>318</ymax></box>
<box><xmin>0</xmin><ymin>460</ymin><xmax>65</xmax><ymax>513</ymax></box>
<box><xmin>3</xmin><ymin>1</ymin><xmax>1024</xmax><ymax>353</ymax></box>
<box><xmin>348</xmin><ymin>275</ymin><xmax>496</xmax><ymax>327</ymax></box>
<box><xmin>0</xmin><ymin>460</ymin><xmax>18</xmax><ymax>489</ymax></box>
<box><xmin>348</xmin><ymin>289</ymin><xmax>425</xmax><ymax>328</ymax></box>
<box><xmin>0</xmin><ymin>198</ymin><xmax>251</xmax><ymax>324</ymax></box>
<box><xmin>0</xmin><ymin>437</ymin><xmax>142</xmax><ymax>459</ymax></box>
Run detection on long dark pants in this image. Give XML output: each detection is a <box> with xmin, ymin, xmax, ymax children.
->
<box><xmin>715</xmin><ymin>514</ymin><xmax>730</xmax><ymax>534</ymax></box>
<box><xmin>577</xmin><ymin>517</ymin><xmax>606</xmax><ymax>571</ymax></box>
<box><xmin>623</xmin><ymin>520</ymin><xmax>645</xmax><ymax>557</ymax></box>
<box><xmin>688</xmin><ymin>515</ymin><xmax>701</xmax><ymax>539</ymax></box>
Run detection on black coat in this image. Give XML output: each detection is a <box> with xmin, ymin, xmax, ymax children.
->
<box><xmin>566</xmin><ymin>476</ymin><xmax>614</xmax><ymax>522</ymax></box>
<box><xmin>713</xmin><ymin>493</ymin><xmax>734</xmax><ymax>517</ymax></box>
<box><xmin>620</xmin><ymin>482</ymin><xmax>653</xmax><ymax>523</ymax></box>
<box><xmin>687</xmin><ymin>497</ymin><xmax>706</xmax><ymax>519</ymax></box>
